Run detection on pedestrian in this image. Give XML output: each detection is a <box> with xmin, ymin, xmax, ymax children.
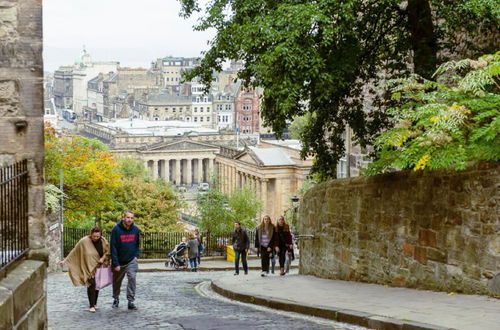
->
<box><xmin>110</xmin><ymin>210</ymin><xmax>140</xmax><ymax>310</ymax></box>
<box><xmin>232</xmin><ymin>221</ymin><xmax>249</xmax><ymax>275</ymax></box>
<box><xmin>187</xmin><ymin>232</ymin><xmax>199</xmax><ymax>272</ymax></box>
<box><xmin>60</xmin><ymin>226</ymin><xmax>110</xmax><ymax>313</ymax></box>
<box><xmin>254</xmin><ymin>215</ymin><xmax>277</xmax><ymax>277</ymax></box>
<box><xmin>276</xmin><ymin>215</ymin><xmax>293</xmax><ymax>276</ymax></box>
<box><xmin>194</xmin><ymin>228</ymin><xmax>203</xmax><ymax>265</ymax></box>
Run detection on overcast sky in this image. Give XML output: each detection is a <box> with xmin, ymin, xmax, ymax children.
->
<box><xmin>43</xmin><ymin>0</ymin><xmax>214</xmax><ymax>72</ymax></box>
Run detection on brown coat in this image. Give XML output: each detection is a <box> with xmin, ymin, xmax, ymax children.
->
<box><xmin>63</xmin><ymin>236</ymin><xmax>110</xmax><ymax>287</ymax></box>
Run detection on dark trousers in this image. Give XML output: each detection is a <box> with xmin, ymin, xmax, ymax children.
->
<box><xmin>87</xmin><ymin>278</ymin><xmax>99</xmax><ymax>308</ymax></box>
<box><xmin>234</xmin><ymin>249</ymin><xmax>248</xmax><ymax>274</ymax></box>
<box><xmin>278</xmin><ymin>247</ymin><xmax>287</xmax><ymax>268</ymax></box>
<box><xmin>260</xmin><ymin>246</ymin><xmax>272</xmax><ymax>272</ymax></box>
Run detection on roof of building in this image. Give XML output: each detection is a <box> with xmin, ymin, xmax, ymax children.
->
<box><xmin>248</xmin><ymin>146</ymin><xmax>295</xmax><ymax>166</ymax></box>
<box><xmin>97</xmin><ymin>119</ymin><xmax>218</xmax><ymax>136</ymax></box>
<box><xmin>261</xmin><ymin>139</ymin><xmax>302</xmax><ymax>151</ymax></box>
<box><xmin>141</xmin><ymin>94</ymin><xmax>192</xmax><ymax>105</ymax></box>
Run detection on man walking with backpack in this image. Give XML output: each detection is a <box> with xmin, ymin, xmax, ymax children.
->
<box><xmin>111</xmin><ymin>210</ymin><xmax>140</xmax><ymax>310</ymax></box>
<box><xmin>232</xmin><ymin>221</ymin><xmax>249</xmax><ymax>275</ymax></box>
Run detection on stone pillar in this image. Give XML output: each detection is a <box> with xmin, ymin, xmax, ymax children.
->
<box><xmin>261</xmin><ymin>179</ymin><xmax>268</xmax><ymax>215</ymax></box>
<box><xmin>165</xmin><ymin>159</ymin><xmax>170</xmax><ymax>182</ymax></box>
<box><xmin>208</xmin><ymin>158</ymin><xmax>214</xmax><ymax>180</ymax></box>
<box><xmin>152</xmin><ymin>159</ymin><xmax>159</xmax><ymax>179</ymax></box>
<box><xmin>186</xmin><ymin>159</ymin><xmax>192</xmax><ymax>185</ymax></box>
<box><xmin>160</xmin><ymin>160</ymin><xmax>166</xmax><ymax>180</ymax></box>
<box><xmin>144</xmin><ymin>160</ymin><xmax>150</xmax><ymax>176</ymax></box>
<box><xmin>197</xmin><ymin>158</ymin><xmax>203</xmax><ymax>184</ymax></box>
<box><xmin>175</xmin><ymin>159</ymin><xmax>181</xmax><ymax>185</ymax></box>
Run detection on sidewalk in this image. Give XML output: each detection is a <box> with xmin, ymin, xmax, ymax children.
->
<box><xmin>138</xmin><ymin>257</ymin><xmax>298</xmax><ymax>272</ymax></box>
<box><xmin>211</xmin><ymin>274</ymin><xmax>500</xmax><ymax>330</ymax></box>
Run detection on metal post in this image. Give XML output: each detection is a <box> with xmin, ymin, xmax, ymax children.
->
<box><xmin>59</xmin><ymin>168</ymin><xmax>64</xmax><ymax>260</ymax></box>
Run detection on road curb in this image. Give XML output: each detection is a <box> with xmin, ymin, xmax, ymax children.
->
<box><xmin>210</xmin><ymin>280</ymin><xmax>453</xmax><ymax>330</ymax></box>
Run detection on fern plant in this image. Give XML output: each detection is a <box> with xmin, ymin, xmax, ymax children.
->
<box><xmin>367</xmin><ymin>52</ymin><xmax>500</xmax><ymax>175</ymax></box>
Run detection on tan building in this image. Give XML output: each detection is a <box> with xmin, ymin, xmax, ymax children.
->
<box><xmin>136</xmin><ymin>94</ymin><xmax>193</xmax><ymax>122</ymax></box>
<box><xmin>215</xmin><ymin>140</ymin><xmax>312</xmax><ymax>220</ymax></box>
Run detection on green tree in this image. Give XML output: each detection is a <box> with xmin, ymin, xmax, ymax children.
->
<box><xmin>196</xmin><ymin>186</ymin><xmax>261</xmax><ymax>234</ymax></box>
<box><xmin>367</xmin><ymin>52</ymin><xmax>500</xmax><ymax>175</ymax></box>
<box><xmin>288</xmin><ymin>113</ymin><xmax>313</xmax><ymax>140</ymax></box>
<box><xmin>101</xmin><ymin>179</ymin><xmax>182</xmax><ymax>232</ymax></box>
<box><xmin>178</xmin><ymin>0</ymin><xmax>499</xmax><ymax>178</ymax></box>
<box><xmin>117</xmin><ymin>158</ymin><xmax>148</xmax><ymax>180</ymax></box>
<box><xmin>44</xmin><ymin>126</ymin><xmax>123</xmax><ymax>226</ymax></box>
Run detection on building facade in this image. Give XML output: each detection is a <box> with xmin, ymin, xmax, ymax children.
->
<box><xmin>53</xmin><ymin>65</ymin><xmax>73</xmax><ymax>109</ymax></box>
<box><xmin>235</xmin><ymin>87</ymin><xmax>260</xmax><ymax>134</ymax></box>
<box><xmin>215</xmin><ymin>140</ymin><xmax>312</xmax><ymax>220</ymax></box>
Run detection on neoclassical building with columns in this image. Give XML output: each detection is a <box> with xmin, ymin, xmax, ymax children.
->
<box><xmin>216</xmin><ymin>140</ymin><xmax>312</xmax><ymax>221</ymax></box>
<box><xmin>114</xmin><ymin>139</ymin><xmax>219</xmax><ymax>185</ymax></box>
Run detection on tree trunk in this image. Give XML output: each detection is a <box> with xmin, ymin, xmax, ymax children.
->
<box><xmin>407</xmin><ymin>0</ymin><xmax>438</xmax><ymax>79</ymax></box>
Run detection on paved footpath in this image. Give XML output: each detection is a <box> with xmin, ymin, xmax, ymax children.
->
<box><xmin>213</xmin><ymin>274</ymin><xmax>500</xmax><ymax>330</ymax></box>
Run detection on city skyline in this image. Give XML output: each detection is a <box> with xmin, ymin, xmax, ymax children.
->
<box><xmin>43</xmin><ymin>0</ymin><xmax>214</xmax><ymax>72</ymax></box>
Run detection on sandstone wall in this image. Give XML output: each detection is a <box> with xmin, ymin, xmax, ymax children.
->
<box><xmin>0</xmin><ymin>0</ymin><xmax>47</xmax><ymax>328</ymax></box>
<box><xmin>298</xmin><ymin>163</ymin><xmax>500</xmax><ymax>295</ymax></box>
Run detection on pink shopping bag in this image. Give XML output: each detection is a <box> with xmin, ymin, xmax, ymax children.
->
<box><xmin>95</xmin><ymin>266</ymin><xmax>113</xmax><ymax>290</ymax></box>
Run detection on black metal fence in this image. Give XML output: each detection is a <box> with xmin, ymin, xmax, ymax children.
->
<box><xmin>64</xmin><ymin>227</ymin><xmax>257</xmax><ymax>259</ymax></box>
<box><xmin>0</xmin><ymin>160</ymin><xmax>29</xmax><ymax>272</ymax></box>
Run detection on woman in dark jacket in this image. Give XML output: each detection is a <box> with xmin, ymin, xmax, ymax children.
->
<box><xmin>276</xmin><ymin>216</ymin><xmax>293</xmax><ymax>276</ymax></box>
<box><xmin>254</xmin><ymin>215</ymin><xmax>277</xmax><ymax>277</ymax></box>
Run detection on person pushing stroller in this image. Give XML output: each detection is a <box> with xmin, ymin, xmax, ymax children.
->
<box><xmin>166</xmin><ymin>237</ymin><xmax>188</xmax><ymax>269</ymax></box>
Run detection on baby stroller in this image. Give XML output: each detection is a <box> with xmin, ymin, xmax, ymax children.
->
<box><xmin>165</xmin><ymin>241</ymin><xmax>188</xmax><ymax>269</ymax></box>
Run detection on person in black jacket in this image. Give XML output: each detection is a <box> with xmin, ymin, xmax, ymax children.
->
<box><xmin>276</xmin><ymin>216</ymin><xmax>293</xmax><ymax>276</ymax></box>
<box><xmin>110</xmin><ymin>211</ymin><xmax>140</xmax><ymax>310</ymax></box>
<box><xmin>232</xmin><ymin>221</ymin><xmax>249</xmax><ymax>275</ymax></box>
<box><xmin>254</xmin><ymin>215</ymin><xmax>277</xmax><ymax>277</ymax></box>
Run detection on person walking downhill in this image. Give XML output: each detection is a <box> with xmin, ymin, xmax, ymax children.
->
<box><xmin>111</xmin><ymin>211</ymin><xmax>140</xmax><ymax>310</ymax></box>
<box><xmin>254</xmin><ymin>215</ymin><xmax>277</xmax><ymax>277</ymax></box>
<box><xmin>194</xmin><ymin>228</ymin><xmax>203</xmax><ymax>265</ymax></box>
<box><xmin>232</xmin><ymin>221</ymin><xmax>249</xmax><ymax>275</ymax></box>
<box><xmin>187</xmin><ymin>232</ymin><xmax>199</xmax><ymax>272</ymax></box>
<box><xmin>60</xmin><ymin>226</ymin><xmax>110</xmax><ymax>313</ymax></box>
<box><xmin>276</xmin><ymin>215</ymin><xmax>293</xmax><ymax>276</ymax></box>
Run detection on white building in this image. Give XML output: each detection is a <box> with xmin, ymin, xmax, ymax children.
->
<box><xmin>72</xmin><ymin>49</ymin><xmax>119</xmax><ymax>117</ymax></box>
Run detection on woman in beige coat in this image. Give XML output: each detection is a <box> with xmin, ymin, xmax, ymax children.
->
<box><xmin>60</xmin><ymin>226</ymin><xmax>110</xmax><ymax>312</ymax></box>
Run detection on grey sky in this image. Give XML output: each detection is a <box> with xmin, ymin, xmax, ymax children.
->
<box><xmin>43</xmin><ymin>0</ymin><xmax>214</xmax><ymax>72</ymax></box>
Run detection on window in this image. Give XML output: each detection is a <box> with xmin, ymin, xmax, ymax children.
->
<box><xmin>217</xmin><ymin>104</ymin><xmax>223</xmax><ymax>111</ymax></box>
<box><xmin>218</xmin><ymin>115</ymin><xmax>221</xmax><ymax>122</ymax></box>
<box><xmin>200</xmin><ymin>107</ymin><xmax>204</xmax><ymax>112</ymax></box>
<box><xmin>172</xmin><ymin>108</ymin><xmax>176</xmax><ymax>112</ymax></box>
<box><xmin>200</xmin><ymin>117</ymin><xmax>204</xmax><ymax>122</ymax></box>
<box><xmin>206</xmin><ymin>116</ymin><xmax>210</xmax><ymax>122</ymax></box>
<box><xmin>194</xmin><ymin>107</ymin><xmax>198</xmax><ymax>112</ymax></box>
<box><xmin>204</xmin><ymin>97</ymin><xmax>208</xmax><ymax>102</ymax></box>
<box><xmin>154</xmin><ymin>117</ymin><xmax>159</xmax><ymax>121</ymax></box>
<box><xmin>179</xmin><ymin>107</ymin><xmax>183</xmax><ymax>112</ymax></box>
<box><xmin>225</xmin><ymin>104</ymin><xmax>232</xmax><ymax>110</ymax></box>
<box><xmin>243</xmin><ymin>104</ymin><xmax>252</xmax><ymax>110</ymax></box>
<box><xmin>194</xmin><ymin>117</ymin><xmax>197</xmax><ymax>122</ymax></box>
<box><xmin>226</xmin><ymin>95</ymin><xmax>230</xmax><ymax>100</ymax></box>
<box><xmin>196</xmin><ymin>97</ymin><xmax>200</xmax><ymax>103</ymax></box>
<box><xmin>207</xmin><ymin>107</ymin><xmax>210</xmax><ymax>112</ymax></box>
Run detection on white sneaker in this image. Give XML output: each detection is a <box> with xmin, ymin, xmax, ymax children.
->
<box><xmin>261</xmin><ymin>271</ymin><xmax>266</xmax><ymax>277</ymax></box>
<box><xmin>89</xmin><ymin>307</ymin><xmax>96</xmax><ymax>313</ymax></box>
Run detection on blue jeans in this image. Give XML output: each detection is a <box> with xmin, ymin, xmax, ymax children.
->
<box><xmin>189</xmin><ymin>257</ymin><xmax>197</xmax><ymax>269</ymax></box>
<box><xmin>234</xmin><ymin>249</ymin><xmax>248</xmax><ymax>274</ymax></box>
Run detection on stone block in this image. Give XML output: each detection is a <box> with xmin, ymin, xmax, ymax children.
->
<box><xmin>0</xmin><ymin>79</ymin><xmax>20</xmax><ymax>116</ymax></box>
<box><xmin>0</xmin><ymin>260</ymin><xmax>45</xmax><ymax>324</ymax></box>
<box><xmin>414</xmin><ymin>246</ymin><xmax>427</xmax><ymax>265</ymax></box>
<box><xmin>403</xmin><ymin>243</ymin><xmax>414</xmax><ymax>257</ymax></box>
<box><xmin>15</xmin><ymin>295</ymin><xmax>46</xmax><ymax>330</ymax></box>
<box><xmin>418</xmin><ymin>229</ymin><xmax>437</xmax><ymax>247</ymax></box>
<box><xmin>0</xmin><ymin>286</ymin><xmax>13</xmax><ymax>330</ymax></box>
<box><xmin>426</xmin><ymin>248</ymin><xmax>447</xmax><ymax>263</ymax></box>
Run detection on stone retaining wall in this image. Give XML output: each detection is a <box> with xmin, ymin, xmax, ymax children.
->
<box><xmin>298</xmin><ymin>163</ymin><xmax>500</xmax><ymax>295</ymax></box>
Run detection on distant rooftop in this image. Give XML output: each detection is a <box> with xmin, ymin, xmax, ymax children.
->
<box><xmin>262</xmin><ymin>139</ymin><xmax>302</xmax><ymax>151</ymax></box>
<box><xmin>97</xmin><ymin>119</ymin><xmax>218</xmax><ymax>137</ymax></box>
<box><xmin>248</xmin><ymin>147</ymin><xmax>295</xmax><ymax>166</ymax></box>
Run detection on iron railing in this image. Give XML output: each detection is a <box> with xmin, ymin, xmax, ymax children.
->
<box><xmin>0</xmin><ymin>160</ymin><xmax>29</xmax><ymax>272</ymax></box>
<box><xmin>64</xmin><ymin>227</ymin><xmax>258</xmax><ymax>259</ymax></box>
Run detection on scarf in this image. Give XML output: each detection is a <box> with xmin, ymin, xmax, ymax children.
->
<box><xmin>63</xmin><ymin>236</ymin><xmax>110</xmax><ymax>287</ymax></box>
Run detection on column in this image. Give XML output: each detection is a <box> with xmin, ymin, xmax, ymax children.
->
<box><xmin>160</xmin><ymin>160</ymin><xmax>166</xmax><ymax>181</ymax></box>
<box><xmin>186</xmin><ymin>159</ymin><xmax>192</xmax><ymax>185</ymax></box>
<box><xmin>144</xmin><ymin>160</ymin><xmax>149</xmax><ymax>176</ymax></box>
<box><xmin>175</xmin><ymin>159</ymin><xmax>181</xmax><ymax>185</ymax></box>
<box><xmin>208</xmin><ymin>158</ymin><xmax>214</xmax><ymax>179</ymax></box>
<box><xmin>165</xmin><ymin>159</ymin><xmax>170</xmax><ymax>182</ymax></box>
<box><xmin>152</xmin><ymin>159</ymin><xmax>159</xmax><ymax>179</ymax></box>
<box><xmin>261</xmin><ymin>179</ymin><xmax>268</xmax><ymax>215</ymax></box>
<box><xmin>197</xmin><ymin>158</ymin><xmax>203</xmax><ymax>184</ymax></box>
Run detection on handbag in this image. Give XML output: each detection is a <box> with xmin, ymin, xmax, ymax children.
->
<box><xmin>95</xmin><ymin>266</ymin><xmax>113</xmax><ymax>290</ymax></box>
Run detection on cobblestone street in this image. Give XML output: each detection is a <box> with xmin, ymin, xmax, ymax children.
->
<box><xmin>48</xmin><ymin>271</ymin><xmax>360</xmax><ymax>330</ymax></box>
